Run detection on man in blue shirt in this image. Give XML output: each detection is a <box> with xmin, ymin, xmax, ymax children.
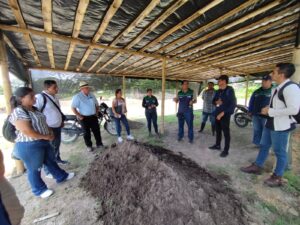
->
<box><xmin>173</xmin><ymin>80</ymin><xmax>196</xmax><ymax>143</ymax></box>
<box><xmin>248</xmin><ymin>75</ymin><xmax>272</xmax><ymax>147</ymax></box>
<box><xmin>209</xmin><ymin>75</ymin><xmax>237</xmax><ymax>157</ymax></box>
<box><xmin>71</xmin><ymin>81</ymin><xmax>104</xmax><ymax>152</ymax></box>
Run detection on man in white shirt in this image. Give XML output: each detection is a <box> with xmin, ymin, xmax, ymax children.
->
<box><xmin>241</xmin><ymin>63</ymin><xmax>300</xmax><ymax>187</ymax></box>
<box><xmin>35</xmin><ymin>80</ymin><xmax>68</xmax><ymax>164</ymax></box>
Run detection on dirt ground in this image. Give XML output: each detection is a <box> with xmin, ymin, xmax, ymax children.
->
<box><xmin>81</xmin><ymin>142</ymin><xmax>248</xmax><ymax>225</ymax></box>
<box><xmin>4</xmin><ymin>115</ymin><xmax>300</xmax><ymax>225</ymax></box>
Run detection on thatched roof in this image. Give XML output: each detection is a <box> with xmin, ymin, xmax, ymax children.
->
<box><xmin>0</xmin><ymin>0</ymin><xmax>299</xmax><ymax>81</ymax></box>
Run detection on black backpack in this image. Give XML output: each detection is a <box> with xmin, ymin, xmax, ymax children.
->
<box><xmin>277</xmin><ymin>81</ymin><xmax>300</xmax><ymax>124</ymax></box>
<box><xmin>2</xmin><ymin>108</ymin><xmax>29</xmax><ymax>142</ymax></box>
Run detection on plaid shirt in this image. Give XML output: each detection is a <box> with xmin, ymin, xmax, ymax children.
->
<box><xmin>202</xmin><ymin>89</ymin><xmax>216</xmax><ymax>113</ymax></box>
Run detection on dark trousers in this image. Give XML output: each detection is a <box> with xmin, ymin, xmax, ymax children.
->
<box><xmin>215</xmin><ymin>114</ymin><xmax>231</xmax><ymax>153</ymax></box>
<box><xmin>80</xmin><ymin>115</ymin><xmax>102</xmax><ymax>147</ymax></box>
<box><xmin>145</xmin><ymin>110</ymin><xmax>158</xmax><ymax>133</ymax></box>
<box><xmin>178</xmin><ymin>110</ymin><xmax>194</xmax><ymax>141</ymax></box>
<box><xmin>50</xmin><ymin>127</ymin><xmax>62</xmax><ymax>160</ymax></box>
<box><xmin>114</xmin><ymin>114</ymin><xmax>130</xmax><ymax>137</ymax></box>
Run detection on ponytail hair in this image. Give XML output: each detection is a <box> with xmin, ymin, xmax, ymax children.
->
<box><xmin>10</xmin><ymin>87</ymin><xmax>34</xmax><ymax>110</ymax></box>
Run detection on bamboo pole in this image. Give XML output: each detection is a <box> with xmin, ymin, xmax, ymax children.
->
<box><xmin>122</xmin><ymin>76</ymin><xmax>126</xmax><ymax>99</ymax></box>
<box><xmin>245</xmin><ymin>75</ymin><xmax>249</xmax><ymax>106</ymax></box>
<box><xmin>291</xmin><ymin>48</ymin><xmax>300</xmax><ymax>84</ymax></box>
<box><xmin>160</xmin><ymin>58</ymin><xmax>167</xmax><ymax>134</ymax></box>
<box><xmin>0</xmin><ymin>31</ymin><xmax>25</xmax><ymax>174</ymax></box>
<box><xmin>175</xmin><ymin>80</ymin><xmax>178</xmax><ymax>113</ymax></box>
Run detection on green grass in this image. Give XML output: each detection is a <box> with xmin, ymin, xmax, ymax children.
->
<box><xmin>282</xmin><ymin>171</ymin><xmax>300</xmax><ymax>194</ymax></box>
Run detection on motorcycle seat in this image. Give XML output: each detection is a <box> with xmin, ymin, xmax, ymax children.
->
<box><xmin>65</xmin><ymin>115</ymin><xmax>77</xmax><ymax>120</ymax></box>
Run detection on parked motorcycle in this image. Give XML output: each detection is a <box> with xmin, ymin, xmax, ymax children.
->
<box><xmin>61</xmin><ymin>103</ymin><xmax>117</xmax><ymax>144</ymax></box>
<box><xmin>234</xmin><ymin>104</ymin><xmax>252</xmax><ymax>128</ymax></box>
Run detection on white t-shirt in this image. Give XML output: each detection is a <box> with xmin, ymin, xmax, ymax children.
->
<box><xmin>35</xmin><ymin>91</ymin><xmax>62</xmax><ymax>128</ymax></box>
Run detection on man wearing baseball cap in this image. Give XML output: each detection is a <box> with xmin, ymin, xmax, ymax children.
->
<box><xmin>248</xmin><ymin>75</ymin><xmax>273</xmax><ymax>147</ymax></box>
<box><xmin>71</xmin><ymin>81</ymin><xmax>104</xmax><ymax>152</ymax></box>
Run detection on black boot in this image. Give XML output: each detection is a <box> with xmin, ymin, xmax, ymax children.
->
<box><xmin>198</xmin><ymin>122</ymin><xmax>206</xmax><ymax>132</ymax></box>
<box><xmin>211</xmin><ymin>125</ymin><xmax>215</xmax><ymax>136</ymax></box>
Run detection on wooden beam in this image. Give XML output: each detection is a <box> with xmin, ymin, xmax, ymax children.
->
<box><xmin>92</xmin><ymin>0</ymin><xmax>159</xmax><ymax>72</ymax></box>
<box><xmin>42</xmin><ymin>0</ymin><xmax>55</xmax><ymax>68</ymax></box>
<box><xmin>157</xmin><ymin>0</ymin><xmax>259</xmax><ymax>54</ymax></box>
<box><xmin>8</xmin><ymin>0</ymin><xmax>41</xmax><ymax>66</ymax></box>
<box><xmin>140</xmin><ymin>0</ymin><xmax>224</xmax><ymax>52</ymax></box>
<box><xmin>77</xmin><ymin>0</ymin><xmax>123</xmax><ymax>70</ymax></box>
<box><xmin>3</xmin><ymin>34</ymin><xmax>27</xmax><ymax>65</ymax></box>
<box><xmin>161</xmin><ymin>58</ymin><xmax>166</xmax><ymax>134</ymax></box>
<box><xmin>64</xmin><ymin>0</ymin><xmax>90</xmax><ymax>70</ymax></box>
<box><xmin>192</xmin><ymin>18</ymin><xmax>298</xmax><ymax>63</ymax></box>
<box><xmin>126</xmin><ymin>0</ymin><xmax>189</xmax><ymax>49</ymax></box>
<box><xmin>0</xmin><ymin>24</ymin><xmax>246</xmax><ymax>76</ymax></box>
<box><xmin>109</xmin><ymin>55</ymin><xmax>132</xmax><ymax>73</ymax></box>
<box><xmin>171</xmin><ymin>0</ymin><xmax>290</xmax><ymax>57</ymax></box>
<box><xmin>88</xmin><ymin>51</ymin><xmax>105</xmax><ymax>72</ymax></box>
<box><xmin>183</xmin><ymin>12</ymin><xmax>299</xmax><ymax>60</ymax></box>
<box><xmin>245</xmin><ymin>75</ymin><xmax>249</xmax><ymax>106</ymax></box>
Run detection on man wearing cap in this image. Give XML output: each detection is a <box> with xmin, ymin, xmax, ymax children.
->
<box><xmin>248</xmin><ymin>75</ymin><xmax>273</xmax><ymax>147</ymax></box>
<box><xmin>209</xmin><ymin>75</ymin><xmax>237</xmax><ymax>157</ymax></box>
<box><xmin>71</xmin><ymin>81</ymin><xmax>104</xmax><ymax>151</ymax></box>
<box><xmin>241</xmin><ymin>63</ymin><xmax>300</xmax><ymax>187</ymax></box>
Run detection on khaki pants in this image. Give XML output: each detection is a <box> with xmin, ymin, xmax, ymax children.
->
<box><xmin>0</xmin><ymin>178</ymin><xmax>24</xmax><ymax>225</ymax></box>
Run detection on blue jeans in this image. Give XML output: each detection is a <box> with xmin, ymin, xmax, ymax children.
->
<box><xmin>14</xmin><ymin>140</ymin><xmax>68</xmax><ymax>196</ymax></box>
<box><xmin>178</xmin><ymin>110</ymin><xmax>194</xmax><ymax>141</ymax></box>
<box><xmin>114</xmin><ymin>114</ymin><xmax>130</xmax><ymax>137</ymax></box>
<box><xmin>202</xmin><ymin>112</ymin><xmax>215</xmax><ymax>125</ymax></box>
<box><xmin>255</xmin><ymin>127</ymin><xmax>290</xmax><ymax>176</ymax></box>
<box><xmin>252</xmin><ymin>115</ymin><xmax>266</xmax><ymax>146</ymax></box>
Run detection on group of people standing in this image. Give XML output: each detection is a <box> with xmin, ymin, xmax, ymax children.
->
<box><xmin>174</xmin><ymin>76</ymin><xmax>237</xmax><ymax>158</ymax></box>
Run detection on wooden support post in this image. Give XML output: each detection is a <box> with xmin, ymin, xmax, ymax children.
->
<box><xmin>0</xmin><ymin>31</ymin><xmax>25</xmax><ymax>174</ymax></box>
<box><xmin>122</xmin><ymin>76</ymin><xmax>126</xmax><ymax>99</ymax></box>
<box><xmin>175</xmin><ymin>80</ymin><xmax>178</xmax><ymax>113</ymax></box>
<box><xmin>291</xmin><ymin>48</ymin><xmax>300</xmax><ymax>83</ymax></box>
<box><xmin>245</xmin><ymin>75</ymin><xmax>249</xmax><ymax>106</ymax></box>
<box><xmin>161</xmin><ymin>58</ymin><xmax>166</xmax><ymax>134</ymax></box>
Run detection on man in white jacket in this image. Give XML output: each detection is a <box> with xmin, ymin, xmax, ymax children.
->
<box><xmin>241</xmin><ymin>63</ymin><xmax>300</xmax><ymax>187</ymax></box>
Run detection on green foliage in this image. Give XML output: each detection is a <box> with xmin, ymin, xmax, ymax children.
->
<box><xmin>283</xmin><ymin>171</ymin><xmax>300</xmax><ymax>194</ymax></box>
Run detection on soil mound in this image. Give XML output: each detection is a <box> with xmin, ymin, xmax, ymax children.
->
<box><xmin>81</xmin><ymin>142</ymin><xmax>249</xmax><ymax>225</ymax></box>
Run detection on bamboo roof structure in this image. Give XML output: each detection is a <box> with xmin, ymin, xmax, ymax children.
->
<box><xmin>0</xmin><ymin>0</ymin><xmax>299</xmax><ymax>81</ymax></box>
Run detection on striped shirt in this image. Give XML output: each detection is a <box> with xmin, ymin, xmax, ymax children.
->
<box><xmin>9</xmin><ymin>107</ymin><xmax>51</xmax><ymax>142</ymax></box>
<box><xmin>202</xmin><ymin>89</ymin><xmax>216</xmax><ymax>113</ymax></box>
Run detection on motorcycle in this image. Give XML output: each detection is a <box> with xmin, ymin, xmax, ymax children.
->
<box><xmin>234</xmin><ymin>104</ymin><xmax>252</xmax><ymax>128</ymax></box>
<box><xmin>61</xmin><ymin>103</ymin><xmax>117</xmax><ymax>144</ymax></box>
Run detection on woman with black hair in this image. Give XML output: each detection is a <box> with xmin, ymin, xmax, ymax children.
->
<box><xmin>112</xmin><ymin>89</ymin><xmax>134</xmax><ymax>143</ymax></box>
<box><xmin>9</xmin><ymin>87</ymin><xmax>74</xmax><ymax>198</ymax></box>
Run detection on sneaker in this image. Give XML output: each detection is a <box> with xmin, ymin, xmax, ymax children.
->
<box><xmin>118</xmin><ymin>137</ymin><xmax>123</xmax><ymax>143</ymax></box>
<box><xmin>177</xmin><ymin>138</ymin><xmax>183</xmax><ymax>142</ymax></box>
<box><xmin>86</xmin><ymin>147</ymin><xmax>93</xmax><ymax>152</ymax></box>
<box><xmin>240</xmin><ymin>163</ymin><xmax>263</xmax><ymax>175</ymax></box>
<box><xmin>45</xmin><ymin>174</ymin><xmax>54</xmax><ymax>179</ymax></box>
<box><xmin>264</xmin><ymin>174</ymin><xmax>285</xmax><ymax>187</ymax></box>
<box><xmin>66</xmin><ymin>172</ymin><xmax>75</xmax><ymax>181</ymax></box>
<box><xmin>208</xmin><ymin>144</ymin><xmax>221</xmax><ymax>150</ymax></box>
<box><xmin>189</xmin><ymin>140</ymin><xmax>193</xmax><ymax>144</ymax></box>
<box><xmin>156</xmin><ymin>133</ymin><xmax>161</xmax><ymax>138</ymax></box>
<box><xmin>220</xmin><ymin>151</ymin><xmax>228</xmax><ymax>158</ymax></box>
<box><xmin>127</xmin><ymin>135</ymin><xmax>134</xmax><ymax>140</ymax></box>
<box><xmin>40</xmin><ymin>189</ymin><xmax>54</xmax><ymax>199</ymax></box>
<box><xmin>96</xmin><ymin>144</ymin><xmax>105</xmax><ymax>150</ymax></box>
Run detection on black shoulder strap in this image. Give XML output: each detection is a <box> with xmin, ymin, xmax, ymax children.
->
<box><xmin>41</xmin><ymin>93</ymin><xmax>65</xmax><ymax>117</ymax></box>
<box><xmin>40</xmin><ymin>93</ymin><xmax>47</xmax><ymax>112</ymax></box>
<box><xmin>277</xmin><ymin>81</ymin><xmax>298</xmax><ymax>105</ymax></box>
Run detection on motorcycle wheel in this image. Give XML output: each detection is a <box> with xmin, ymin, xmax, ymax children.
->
<box><xmin>61</xmin><ymin>122</ymin><xmax>79</xmax><ymax>144</ymax></box>
<box><xmin>234</xmin><ymin>113</ymin><xmax>249</xmax><ymax>128</ymax></box>
<box><xmin>104</xmin><ymin>121</ymin><xmax>117</xmax><ymax>136</ymax></box>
